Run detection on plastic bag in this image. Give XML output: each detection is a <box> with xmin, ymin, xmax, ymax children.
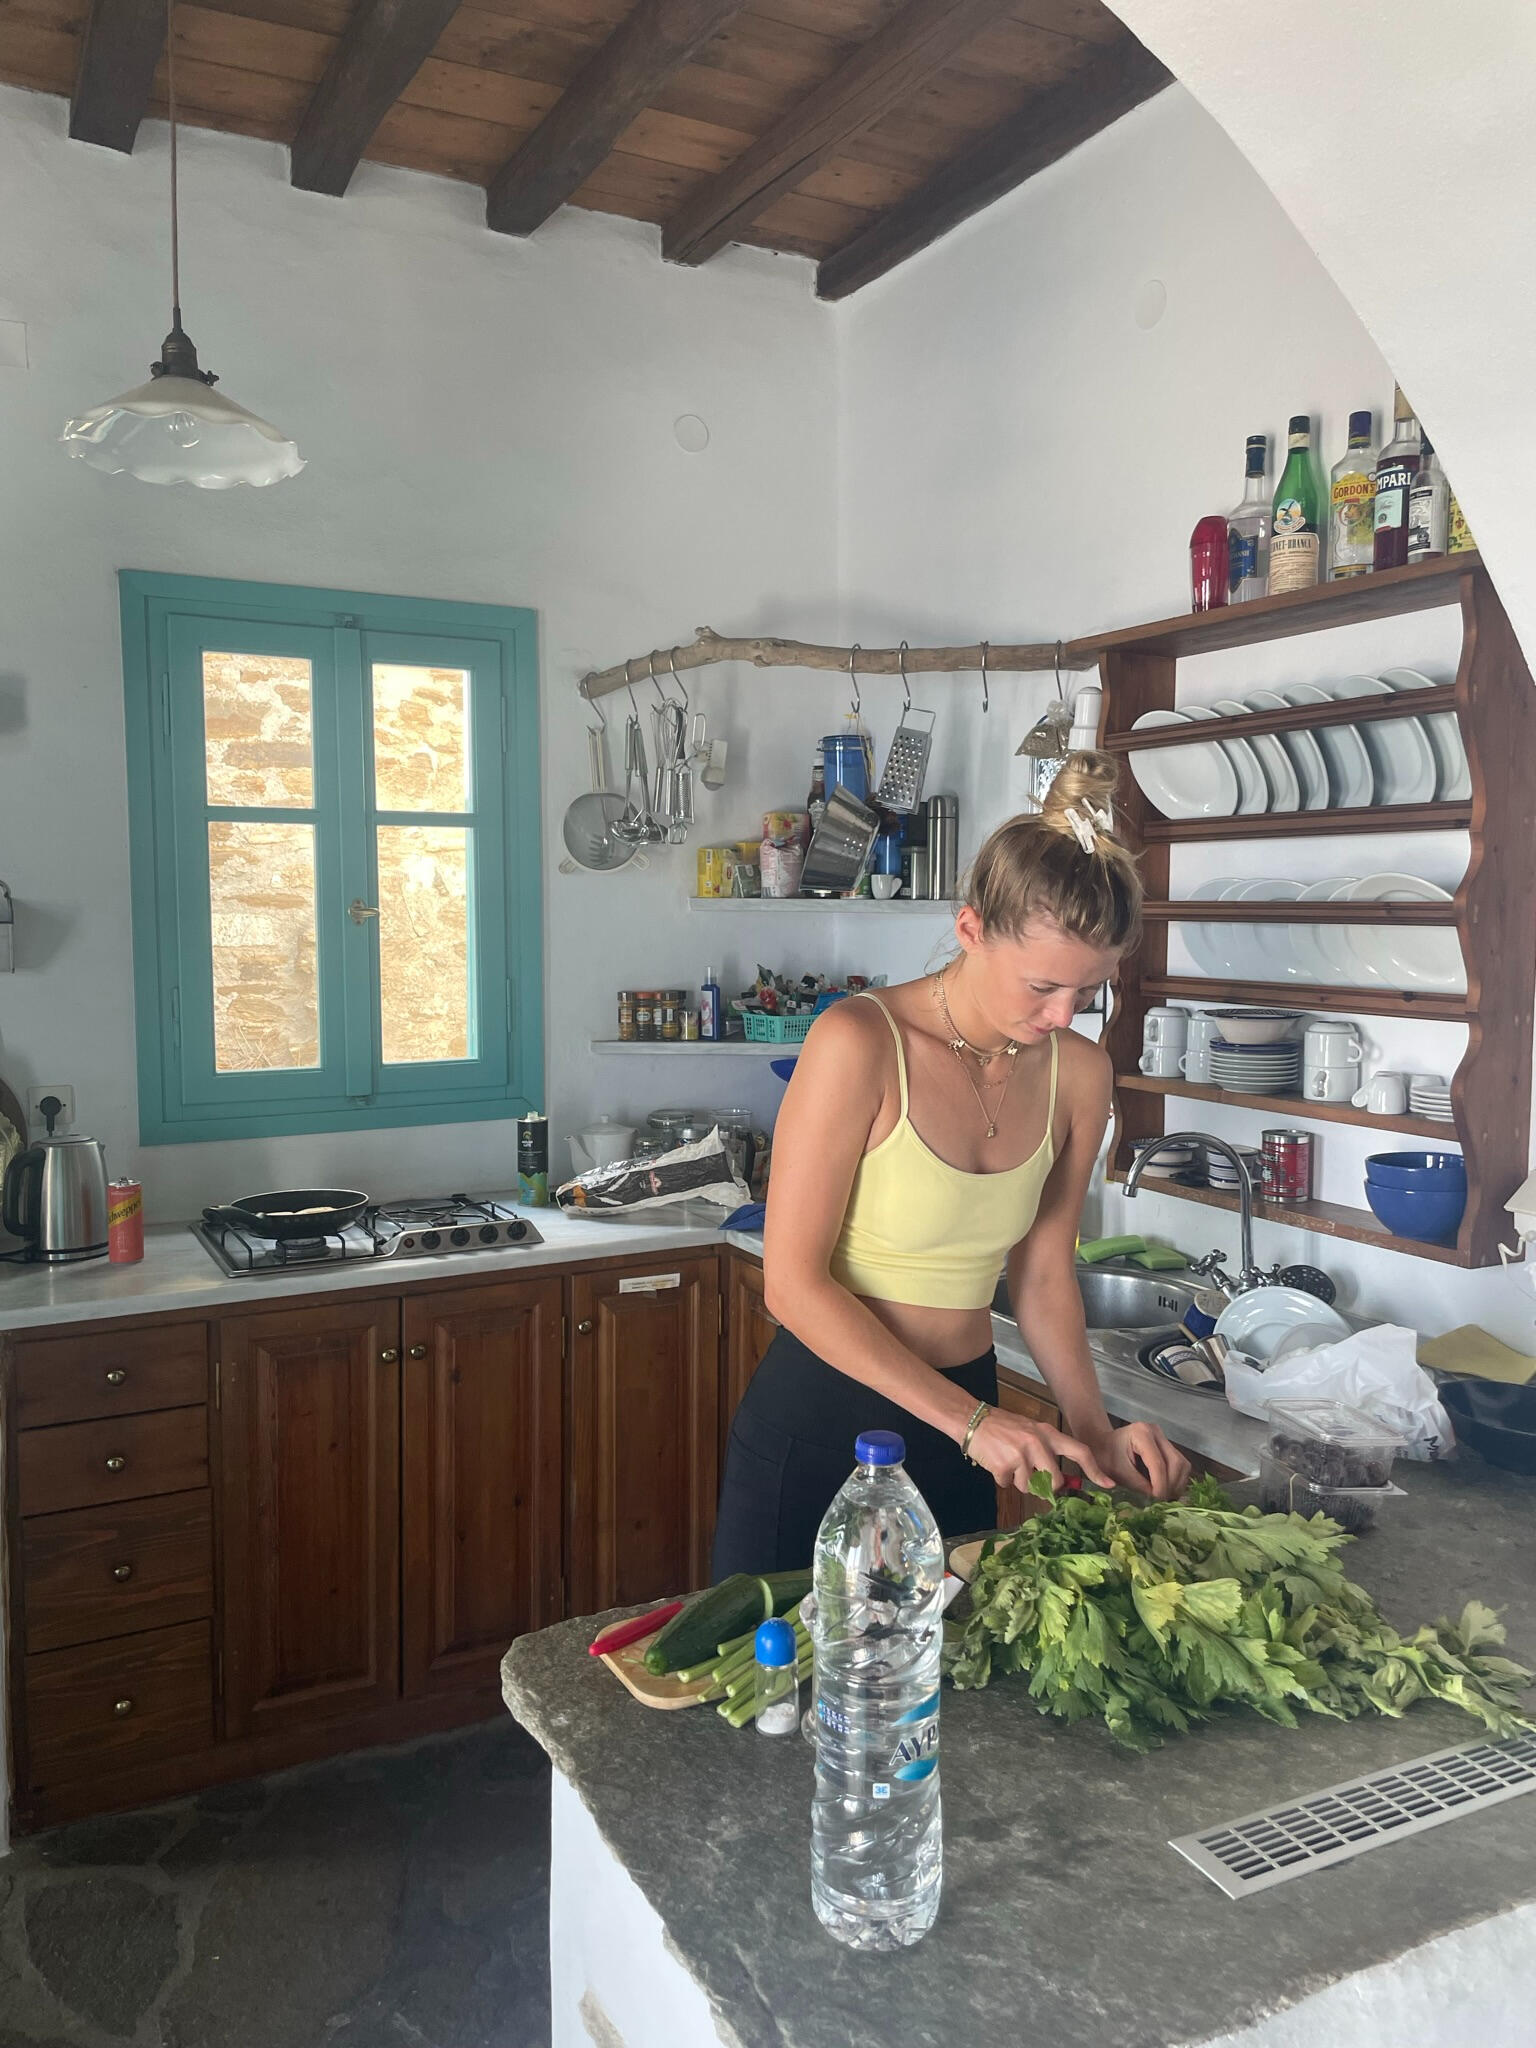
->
<box><xmin>1223</xmin><ymin>1323</ymin><xmax>1454</xmax><ymax>1459</ymax></box>
<box><xmin>555</xmin><ymin>1127</ymin><xmax>748</xmax><ymax>1214</ymax></box>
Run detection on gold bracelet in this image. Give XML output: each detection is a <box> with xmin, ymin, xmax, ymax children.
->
<box><xmin>960</xmin><ymin>1399</ymin><xmax>991</xmax><ymax>1465</ymax></box>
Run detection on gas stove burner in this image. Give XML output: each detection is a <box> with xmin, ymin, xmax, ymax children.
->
<box><xmin>191</xmin><ymin>1191</ymin><xmax>543</xmax><ymax>1278</ymax></box>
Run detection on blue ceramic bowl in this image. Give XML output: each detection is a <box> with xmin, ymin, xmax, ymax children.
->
<box><xmin>1365</xmin><ymin>1150</ymin><xmax>1467</xmax><ymax>1191</ymax></box>
<box><xmin>1364</xmin><ymin>1177</ymin><xmax>1467</xmax><ymax>1244</ymax></box>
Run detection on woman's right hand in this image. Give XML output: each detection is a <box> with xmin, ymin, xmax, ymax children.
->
<box><xmin>968</xmin><ymin>1406</ymin><xmax>1117</xmax><ymax>1496</ymax></box>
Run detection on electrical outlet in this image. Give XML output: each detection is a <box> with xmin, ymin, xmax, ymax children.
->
<box><xmin>27</xmin><ymin>1085</ymin><xmax>75</xmax><ymax>1134</ymax></box>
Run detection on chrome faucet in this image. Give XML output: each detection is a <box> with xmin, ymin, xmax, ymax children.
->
<box><xmin>1123</xmin><ymin>1131</ymin><xmax>1267</xmax><ymax>1294</ymax></box>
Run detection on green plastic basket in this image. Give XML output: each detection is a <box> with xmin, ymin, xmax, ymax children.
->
<box><xmin>742</xmin><ymin>1011</ymin><xmax>815</xmax><ymax>1044</ymax></box>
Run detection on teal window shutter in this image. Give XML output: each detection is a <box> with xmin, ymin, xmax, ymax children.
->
<box><xmin>119</xmin><ymin>572</ymin><xmax>543</xmax><ymax>1143</ymax></box>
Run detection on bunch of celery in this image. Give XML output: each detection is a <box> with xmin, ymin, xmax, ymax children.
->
<box><xmin>676</xmin><ymin>1613</ymin><xmax>813</xmax><ymax>1729</ymax></box>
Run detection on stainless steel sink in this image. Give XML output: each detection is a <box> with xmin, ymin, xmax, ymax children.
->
<box><xmin>993</xmin><ymin>1263</ymin><xmax>1199</xmax><ymax>1330</ymax></box>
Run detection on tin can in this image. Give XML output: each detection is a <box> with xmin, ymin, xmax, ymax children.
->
<box><xmin>516</xmin><ymin>1114</ymin><xmax>550</xmax><ymax>1208</ymax></box>
<box><xmin>617</xmin><ymin>991</ymin><xmax>637</xmax><ymax>1042</ymax></box>
<box><xmin>635</xmin><ymin>992</ymin><xmax>658</xmax><ymax>1042</ymax></box>
<box><xmin>107</xmin><ymin>1180</ymin><xmax>144</xmax><ymax>1263</ymax></box>
<box><xmin>1261</xmin><ymin>1128</ymin><xmax>1313</xmax><ymax>1203</ymax></box>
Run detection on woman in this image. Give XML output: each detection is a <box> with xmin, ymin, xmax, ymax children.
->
<box><xmin>712</xmin><ymin>753</ymin><xmax>1190</xmax><ymax>1578</ymax></box>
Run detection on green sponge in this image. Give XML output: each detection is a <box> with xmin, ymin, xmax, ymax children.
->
<box><xmin>1076</xmin><ymin>1235</ymin><xmax>1147</xmax><ymax>1265</ymax></box>
<box><xmin>1128</xmin><ymin>1243</ymin><xmax>1190</xmax><ymax>1272</ymax></box>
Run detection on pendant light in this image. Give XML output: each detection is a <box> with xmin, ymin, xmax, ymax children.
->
<box><xmin>60</xmin><ymin>0</ymin><xmax>303</xmax><ymax>489</ymax></box>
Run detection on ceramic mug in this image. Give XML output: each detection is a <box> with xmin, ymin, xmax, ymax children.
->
<box><xmin>1180</xmin><ymin>1012</ymin><xmax>1221</xmax><ymax>1084</ymax></box>
<box><xmin>1143</xmin><ymin>1007</ymin><xmax>1189</xmax><ymax>1050</ymax></box>
<box><xmin>1306</xmin><ymin>1060</ymin><xmax>1361</xmax><ymax>1103</ymax></box>
<box><xmin>1352</xmin><ymin>1070</ymin><xmax>1408</xmax><ymax>1115</ymax></box>
<box><xmin>1140</xmin><ymin>1046</ymin><xmax>1183</xmax><ymax>1077</ymax></box>
<box><xmin>1304</xmin><ymin>1023</ymin><xmax>1365</xmax><ymax>1066</ymax></box>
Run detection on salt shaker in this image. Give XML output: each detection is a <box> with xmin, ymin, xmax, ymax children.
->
<box><xmin>753</xmin><ymin>1618</ymin><xmax>800</xmax><ymax>1735</ymax></box>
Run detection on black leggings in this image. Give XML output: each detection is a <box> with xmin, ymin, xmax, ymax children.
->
<box><xmin>711</xmin><ymin>1326</ymin><xmax>998</xmax><ymax>1578</ymax></box>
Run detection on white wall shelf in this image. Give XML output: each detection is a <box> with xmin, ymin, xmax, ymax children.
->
<box><xmin>685</xmin><ymin>896</ymin><xmax>952</xmax><ymax>913</ymax></box>
<box><xmin>589</xmin><ymin>1038</ymin><xmax>793</xmax><ymax>1056</ymax></box>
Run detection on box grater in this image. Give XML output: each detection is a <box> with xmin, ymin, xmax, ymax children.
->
<box><xmin>874</xmin><ymin>709</ymin><xmax>936</xmax><ymax>813</ymax></box>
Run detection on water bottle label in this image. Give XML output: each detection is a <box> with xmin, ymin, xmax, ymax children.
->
<box><xmin>872</xmin><ymin>1784</ymin><xmax>891</xmax><ymax>1801</ymax></box>
<box><xmin>894</xmin><ymin>1689</ymin><xmax>941</xmax><ymax>1726</ymax></box>
<box><xmin>888</xmin><ymin>1725</ymin><xmax>939</xmax><ymax>1773</ymax></box>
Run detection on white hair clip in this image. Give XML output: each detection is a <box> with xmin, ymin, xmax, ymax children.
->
<box><xmin>1062</xmin><ymin>800</ymin><xmax>1113</xmax><ymax>854</ymax></box>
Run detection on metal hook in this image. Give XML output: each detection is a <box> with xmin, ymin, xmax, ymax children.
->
<box><xmin>978</xmin><ymin>641</ymin><xmax>990</xmax><ymax>716</ymax></box>
<box><xmin>897</xmin><ymin>640</ymin><xmax>912</xmax><ymax>717</ymax></box>
<box><xmin>579</xmin><ymin>677</ymin><xmax>609</xmax><ymax>733</ymax></box>
<box><xmin>626</xmin><ymin>679</ymin><xmax>644</xmax><ymax>724</ymax></box>
<box><xmin>1053</xmin><ymin>639</ymin><xmax>1066</xmax><ymax>704</ymax></box>
<box><xmin>847</xmin><ymin>643</ymin><xmax>862</xmax><ymax>718</ymax></box>
<box><xmin>646</xmin><ymin>653</ymin><xmax>668</xmax><ymax>708</ymax></box>
<box><xmin>666</xmin><ymin>647</ymin><xmax>689</xmax><ymax>711</ymax></box>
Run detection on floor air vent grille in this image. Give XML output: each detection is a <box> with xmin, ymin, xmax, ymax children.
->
<box><xmin>1171</xmin><ymin>1731</ymin><xmax>1536</xmax><ymax>1899</ymax></box>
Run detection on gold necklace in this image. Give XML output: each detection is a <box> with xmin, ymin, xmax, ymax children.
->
<box><xmin>933</xmin><ymin>967</ymin><xmax>1019</xmax><ymax>1138</ymax></box>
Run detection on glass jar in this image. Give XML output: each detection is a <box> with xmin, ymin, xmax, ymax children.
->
<box><xmin>634</xmin><ymin>992</ymin><xmax>658</xmax><ymax>1042</ymax></box>
<box><xmin>659</xmin><ymin>990</ymin><xmax>683</xmax><ymax>1041</ymax></box>
<box><xmin>616</xmin><ymin>991</ymin><xmax>637</xmax><ymax>1042</ymax></box>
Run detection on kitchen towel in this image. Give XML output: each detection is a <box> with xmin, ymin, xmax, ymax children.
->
<box><xmin>1417</xmin><ymin>1325</ymin><xmax>1536</xmax><ymax>1385</ymax></box>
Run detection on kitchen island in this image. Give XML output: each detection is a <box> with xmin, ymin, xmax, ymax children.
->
<box><xmin>503</xmin><ymin>1456</ymin><xmax>1536</xmax><ymax>2048</ymax></box>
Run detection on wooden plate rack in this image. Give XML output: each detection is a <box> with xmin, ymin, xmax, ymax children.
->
<box><xmin>1078</xmin><ymin>554</ymin><xmax>1536</xmax><ymax>1268</ymax></box>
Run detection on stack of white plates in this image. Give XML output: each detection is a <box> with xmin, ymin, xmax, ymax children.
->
<box><xmin>1411</xmin><ymin>1076</ymin><xmax>1454</xmax><ymax>1123</ymax></box>
<box><xmin>1208</xmin><ymin>1040</ymin><xmax>1302</xmax><ymax>1094</ymax></box>
<box><xmin>1204</xmin><ymin>1145</ymin><xmax>1264</xmax><ymax>1189</ymax></box>
<box><xmin>1131</xmin><ymin>1137</ymin><xmax>1196</xmax><ymax>1179</ymax></box>
<box><xmin>1127</xmin><ymin>672</ymin><xmax>1469</xmax><ymax>822</ymax></box>
<box><xmin>1181</xmin><ymin>872</ymin><xmax>1466</xmax><ymax>996</ymax></box>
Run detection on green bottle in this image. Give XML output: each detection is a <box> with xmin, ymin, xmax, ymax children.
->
<box><xmin>1269</xmin><ymin>414</ymin><xmax>1321</xmax><ymax>593</ymax></box>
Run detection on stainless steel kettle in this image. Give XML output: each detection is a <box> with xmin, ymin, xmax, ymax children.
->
<box><xmin>2</xmin><ymin>1135</ymin><xmax>111</xmax><ymax>1261</ymax></box>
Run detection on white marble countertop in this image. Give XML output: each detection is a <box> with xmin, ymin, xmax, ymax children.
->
<box><xmin>0</xmin><ymin>1199</ymin><xmax>762</xmax><ymax>1332</ymax></box>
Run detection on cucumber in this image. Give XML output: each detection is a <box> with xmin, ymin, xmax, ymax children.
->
<box><xmin>643</xmin><ymin>1574</ymin><xmax>772</xmax><ymax>1676</ymax></box>
<box><xmin>642</xmin><ymin>1567</ymin><xmax>814</xmax><ymax>1676</ymax></box>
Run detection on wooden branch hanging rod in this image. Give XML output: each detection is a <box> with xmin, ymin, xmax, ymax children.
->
<box><xmin>577</xmin><ymin>625</ymin><xmax>1094</xmax><ymax>703</ymax></box>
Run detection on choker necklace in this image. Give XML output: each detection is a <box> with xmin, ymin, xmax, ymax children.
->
<box><xmin>933</xmin><ymin>967</ymin><xmax>1019</xmax><ymax>1139</ymax></box>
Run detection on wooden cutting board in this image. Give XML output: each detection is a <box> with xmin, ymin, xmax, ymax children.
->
<box><xmin>593</xmin><ymin>1612</ymin><xmax>715</xmax><ymax>1711</ymax></box>
<box><xmin>948</xmin><ymin>1540</ymin><xmax>988</xmax><ymax>1584</ymax></box>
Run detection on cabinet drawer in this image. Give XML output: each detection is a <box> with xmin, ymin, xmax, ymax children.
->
<box><xmin>25</xmin><ymin>1621</ymin><xmax>213</xmax><ymax>1785</ymax></box>
<box><xmin>17</xmin><ymin>1407</ymin><xmax>209</xmax><ymax>1517</ymax></box>
<box><xmin>22</xmin><ymin>1492</ymin><xmax>214</xmax><ymax>1654</ymax></box>
<box><xmin>14</xmin><ymin>1324</ymin><xmax>208</xmax><ymax>1429</ymax></box>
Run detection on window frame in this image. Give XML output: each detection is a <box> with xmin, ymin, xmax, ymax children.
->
<box><xmin>120</xmin><ymin>572</ymin><xmax>543</xmax><ymax>1144</ymax></box>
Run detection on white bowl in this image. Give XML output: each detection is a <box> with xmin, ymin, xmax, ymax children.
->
<box><xmin>1208</xmin><ymin>1009</ymin><xmax>1305</xmax><ymax>1045</ymax></box>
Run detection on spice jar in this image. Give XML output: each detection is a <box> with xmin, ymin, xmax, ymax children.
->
<box><xmin>634</xmin><ymin>991</ymin><xmax>658</xmax><ymax>1042</ymax></box>
<box><xmin>617</xmin><ymin>991</ymin><xmax>637</xmax><ymax>1042</ymax></box>
<box><xmin>659</xmin><ymin>990</ymin><xmax>683</xmax><ymax>1041</ymax></box>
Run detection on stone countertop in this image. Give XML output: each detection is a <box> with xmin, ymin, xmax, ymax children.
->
<box><xmin>0</xmin><ymin>1201</ymin><xmax>764</xmax><ymax>1332</ymax></box>
<box><xmin>504</xmin><ymin>1457</ymin><xmax>1536</xmax><ymax>2048</ymax></box>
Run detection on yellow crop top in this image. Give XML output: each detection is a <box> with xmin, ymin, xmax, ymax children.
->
<box><xmin>827</xmin><ymin>993</ymin><xmax>1059</xmax><ymax>1312</ymax></box>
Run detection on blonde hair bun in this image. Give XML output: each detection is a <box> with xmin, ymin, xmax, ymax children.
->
<box><xmin>1040</xmin><ymin>751</ymin><xmax>1123</xmax><ymax>843</ymax></box>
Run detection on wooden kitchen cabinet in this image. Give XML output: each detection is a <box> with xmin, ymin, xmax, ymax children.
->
<box><xmin>401</xmin><ymin>1278</ymin><xmax>563</xmax><ymax>1698</ymax></box>
<box><xmin>722</xmin><ymin>1250</ymin><xmax>778</xmax><ymax>1458</ymax></box>
<box><xmin>217</xmin><ymin>1298</ymin><xmax>401</xmax><ymax>1740</ymax></box>
<box><xmin>567</xmin><ymin>1255</ymin><xmax>721</xmax><ymax>1615</ymax></box>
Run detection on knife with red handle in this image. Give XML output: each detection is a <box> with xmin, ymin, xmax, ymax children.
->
<box><xmin>588</xmin><ymin>1601</ymin><xmax>684</xmax><ymax>1658</ymax></box>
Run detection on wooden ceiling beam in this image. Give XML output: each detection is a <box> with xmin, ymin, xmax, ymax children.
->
<box><xmin>816</xmin><ymin>32</ymin><xmax>1171</xmax><ymax>299</ymax></box>
<box><xmin>661</xmin><ymin>0</ymin><xmax>1018</xmax><ymax>266</ymax></box>
<box><xmin>69</xmin><ymin>0</ymin><xmax>165</xmax><ymax>153</ymax></box>
<box><xmin>291</xmin><ymin>0</ymin><xmax>466</xmax><ymax>197</ymax></box>
<box><xmin>486</xmin><ymin>0</ymin><xmax>747</xmax><ymax>237</ymax></box>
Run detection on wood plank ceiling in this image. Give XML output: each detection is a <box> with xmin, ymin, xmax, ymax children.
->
<box><xmin>0</xmin><ymin>0</ymin><xmax>1170</xmax><ymax>296</ymax></box>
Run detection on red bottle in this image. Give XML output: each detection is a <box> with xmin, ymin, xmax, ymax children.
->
<box><xmin>1189</xmin><ymin>516</ymin><xmax>1230</xmax><ymax>611</ymax></box>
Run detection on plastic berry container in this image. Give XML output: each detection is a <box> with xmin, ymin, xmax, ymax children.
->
<box><xmin>1260</xmin><ymin>1399</ymin><xmax>1407</xmax><ymax>1530</ymax></box>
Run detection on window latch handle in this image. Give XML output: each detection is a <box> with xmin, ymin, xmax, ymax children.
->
<box><xmin>348</xmin><ymin>900</ymin><xmax>380</xmax><ymax>925</ymax></box>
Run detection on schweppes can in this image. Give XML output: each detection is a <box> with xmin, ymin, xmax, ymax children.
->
<box><xmin>107</xmin><ymin>1180</ymin><xmax>144</xmax><ymax>1263</ymax></box>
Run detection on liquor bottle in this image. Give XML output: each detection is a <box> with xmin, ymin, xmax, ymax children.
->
<box><xmin>1268</xmin><ymin>416</ymin><xmax>1321</xmax><ymax>594</ymax></box>
<box><xmin>1226</xmin><ymin>434</ymin><xmax>1271</xmax><ymax>602</ymax></box>
<box><xmin>1448</xmin><ymin>491</ymin><xmax>1477</xmax><ymax>554</ymax></box>
<box><xmin>806</xmin><ymin>748</ymin><xmax>826</xmax><ymax>833</ymax></box>
<box><xmin>1328</xmin><ymin>410</ymin><xmax>1377</xmax><ymax>579</ymax></box>
<box><xmin>1372</xmin><ymin>387</ymin><xmax>1422</xmax><ymax>571</ymax></box>
<box><xmin>1407</xmin><ymin>435</ymin><xmax>1450</xmax><ymax>562</ymax></box>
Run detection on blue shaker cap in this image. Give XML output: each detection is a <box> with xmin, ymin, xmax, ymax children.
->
<box><xmin>856</xmin><ymin>1430</ymin><xmax>905</xmax><ymax>1466</ymax></box>
<box><xmin>755</xmin><ymin>1618</ymin><xmax>797</xmax><ymax>1666</ymax></box>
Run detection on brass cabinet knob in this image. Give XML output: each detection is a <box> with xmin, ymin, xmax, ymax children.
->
<box><xmin>112</xmin><ymin>1563</ymin><xmax>133</xmax><ymax>1582</ymax></box>
<box><xmin>105</xmin><ymin>1455</ymin><xmax>126</xmax><ymax>1472</ymax></box>
<box><xmin>379</xmin><ymin>1348</ymin><xmax>399</xmax><ymax>1362</ymax></box>
<box><xmin>577</xmin><ymin>1319</ymin><xmax>594</xmax><ymax>1334</ymax></box>
<box><xmin>408</xmin><ymin>1343</ymin><xmax>427</xmax><ymax>1358</ymax></box>
<box><xmin>113</xmin><ymin>1698</ymin><xmax>134</xmax><ymax>1717</ymax></box>
<box><xmin>105</xmin><ymin>1368</ymin><xmax>127</xmax><ymax>1385</ymax></box>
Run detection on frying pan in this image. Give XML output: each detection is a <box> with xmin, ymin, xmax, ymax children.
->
<box><xmin>203</xmin><ymin>1188</ymin><xmax>370</xmax><ymax>1241</ymax></box>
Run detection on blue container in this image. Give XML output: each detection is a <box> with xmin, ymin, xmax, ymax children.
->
<box><xmin>1364</xmin><ymin>1177</ymin><xmax>1466</xmax><ymax>1245</ymax></box>
<box><xmin>822</xmin><ymin>732</ymin><xmax>872</xmax><ymax>804</ymax></box>
<box><xmin>1365</xmin><ymin>1150</ymin><xmax>1467</xmax><ymax>1191</ymax></box>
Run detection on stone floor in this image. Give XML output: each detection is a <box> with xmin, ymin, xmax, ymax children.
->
<box><xmin>0</xmin><ymin>1720</ymin><xmax>552</xmax><ymax>2048</ymax></box>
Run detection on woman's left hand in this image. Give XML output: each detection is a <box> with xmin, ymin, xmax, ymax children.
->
<box><xmin>1089</xmin><ymin>1421</ymin><xmax>1191</xmax><ymax>1500</ymax></box>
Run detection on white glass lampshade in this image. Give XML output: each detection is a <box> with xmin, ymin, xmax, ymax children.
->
<box><xmin>61</xmin><ymin>373</ymin><xmax>304</xmax><ymax>489</ymax></box>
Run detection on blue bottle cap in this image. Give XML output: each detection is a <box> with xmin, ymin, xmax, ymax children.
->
<box><xmin>856</xmin><ymin>1430</ymin><xmax>905</xmax><ymax>1466</ymax></box>
<box><xmin>755</xmin><ymin>1617</ymin><xmax>797</xmax><ymax>1667</ymax></box>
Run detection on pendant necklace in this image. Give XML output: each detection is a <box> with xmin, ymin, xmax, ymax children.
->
<box><xmin>932</xmin><ymin>966</ymin><xmax>1019</xmax><ymax>1139</ymax></box>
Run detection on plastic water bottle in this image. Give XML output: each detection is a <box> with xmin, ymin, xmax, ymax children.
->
<box><xmin>809</xmin><ymin>1430</ymin><xmax>943</xmax><ymax>1950</ymax></box>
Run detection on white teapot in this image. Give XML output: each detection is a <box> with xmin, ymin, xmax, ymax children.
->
<box><xmin>568</xmin><ymin>1116</ymin><xmax>636</xmax><ymax>1176</ymax></box>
